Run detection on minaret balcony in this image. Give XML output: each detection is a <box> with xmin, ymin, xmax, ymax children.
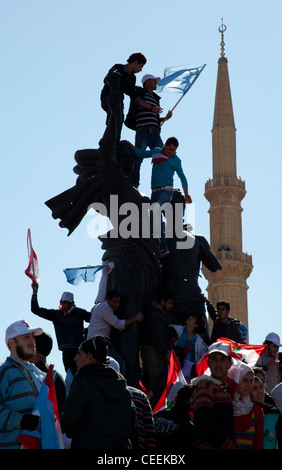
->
<box><xmin>205</xmin><ymin>176</ymin><xmax>245</xmax><ymax>190</ymax></box>
<box><xmin>205</xmin><ymin>176</ymin><xmax>246</xmax><ymax>204</ymax></box>
<box><xmin>215</xmin><ymin>249</ymin><xmax>252</xmax><ymax>265</ymax></box>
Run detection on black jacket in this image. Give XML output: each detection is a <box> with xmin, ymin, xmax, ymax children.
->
<box><xmin>207</xmin><ymin>302</ymin><xmax>242</xmax><ymax>344</ymax></box>
<box><xmin>60</xmin><ymin>363</ymin><xmax>133</xmax><ymax>449</ymax></box>
<box><xmin>101</xmin><ymin>63</ymin><xmax>137</xmax><ymax>103</ymax></box>
<box><xmin>31</xmin><ymin>295</ymin><xmax>90</xmax><ymax>351</ymax></box>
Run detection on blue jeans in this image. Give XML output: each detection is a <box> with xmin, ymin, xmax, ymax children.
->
<box><xmin>132</xmin><ymin>127</ymin><xmax>163</xmax><ymax>187</ymax></box>
<box><xmin>151</xmin><ymin>188</ymin><xmax>173</xmax><ymax>252</ymax></box>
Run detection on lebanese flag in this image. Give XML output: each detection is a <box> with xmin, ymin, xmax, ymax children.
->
<box><xmin>25</xmin><ymin>228</ymin><xmax>40</xmax><ymax>281</ymax></box>
<box><xmin>195</xmin><ymin>337</ymin><xmax>266</xmax><ymax>397</ymax></box>
<box><xmin>17</xmin><ymin>365</ymin><xmax>64</xmax><ymax>449</ymax></box>
<box><xmin>153</xmin><ymin>350</ymin><xmax>188</xmax><ymax>413</ymax></box>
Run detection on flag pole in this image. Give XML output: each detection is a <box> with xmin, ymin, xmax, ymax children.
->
<box><xmin>160</xmin><ymin>94</ymin><xmax>186</xmax><ymax>127</ymax></box>
<box><xmin>170</xmin><ymin>93</ymin><xmax>186</xmax><ymax>112</ymax></box>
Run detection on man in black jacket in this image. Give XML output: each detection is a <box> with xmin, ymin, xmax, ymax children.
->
<box><xmin>203</xmin><ymin>297</ymin><xmax>242</xmax><ymax>344</ymax></box>
<box><xmin>60</xmin><ymin>335</ymin><xmax>134</xmax><ymax>449</ymax></box>
<box><xmin>101</xmin><ymin>52</ymin><xmax>155</xmax><ymax>140</ymax></box>
<box><xmin>31</xmin><ymin>281</ymin><xmax>91</xmax><ymax>376</ymax></box>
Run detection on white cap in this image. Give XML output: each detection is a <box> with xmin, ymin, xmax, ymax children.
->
<box><xmin>5</xmin><ymin>320</ymin><xmax>43</xmax><ymax>344</ymax></box>
<box><xmin>141</xmin><ymin>74</ymin><xmax>161</xmax><ymax>84</ymax></box>
<box><xmin>61</xmin><ymin>292</ymin><xmax>74</xmax><ymax>302</ymax></box>
<box><xmin>265</xmin><ymin>332</ymin><xmax>282</xmax><ymax>347</ymax></box>
<box><xmin>208</xmin><ymin>341</ymin><xmax>231</xmax><ymax>357</ymax></box>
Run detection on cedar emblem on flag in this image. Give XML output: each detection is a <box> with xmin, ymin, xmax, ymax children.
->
<box><xmin>25</xmin><ymin>228</ymin><xmax>40</xmax><ymax>282</ymax></box>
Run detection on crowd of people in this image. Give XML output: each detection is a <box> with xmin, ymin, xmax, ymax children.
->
<box><xmin>1</xmin><ymin>52</ymin><xmax>282</xmax><ymax>451</ymax></box>
<box><xmin>1</xmin><ymin>287</ymin><xmax>282</xmax><ymax>450</ymax></box>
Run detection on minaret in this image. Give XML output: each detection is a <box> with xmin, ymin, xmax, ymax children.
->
<box><xmin>202</xmin><ymin>23</ymin><xmax>253</xmax><ymax>330</ymax></box>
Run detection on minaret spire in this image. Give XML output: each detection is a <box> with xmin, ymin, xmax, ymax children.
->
<box><xmin>202</xmin><ymin>23</ymin><xmax>253</xmax><ymax>332</ymax></box>
<box><xmin>219</xmin><ymin>19</ymin><xmax>226</xmax><ymax>57</ymax></box>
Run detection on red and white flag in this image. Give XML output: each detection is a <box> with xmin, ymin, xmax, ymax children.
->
<box><xmin>153</xmin><ymin>350</ymin><xmax>188</xmax><ymax>413</ymax></box>
<box><xmin>25</xmin><ymin>228</ymin><xmax>39</xmax><ymax>281</ymax></box>
<box><xmin>195</xmin><ymin>337</ymin><xmax>266</xmax><ymax>396</ymax></box>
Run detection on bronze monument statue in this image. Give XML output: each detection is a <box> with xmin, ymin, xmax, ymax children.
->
<box><xmin>45</xmin><ymin>99</ymin><xmax>221</xmax><ymax>385</ymax></box>
<box><xmin>45</xmin><ymin>103</ymin><xmax>161</xmax><ymax>386</ymax></box>
<box><xmin>160</xmin><ymin>189</ymin><xmax>222</xmax><ymax>341</ymax></box>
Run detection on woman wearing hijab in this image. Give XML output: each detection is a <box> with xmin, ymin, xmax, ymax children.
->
<box><xmin>233</xmin><ymin>363</ymin><xmax>264</xmax><ymax>449</ymax></box>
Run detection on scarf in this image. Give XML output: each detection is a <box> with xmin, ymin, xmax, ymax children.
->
<box><xmin>233</xmin><ymin>393</ymin><xmax>254</xmax><ymax>416</ymax></box>
<box><xmin>151</xmin><ymin>152</ymin><xmax>169</xmax><ymax>163</ymax></box>
<box><xmin>233</xmin><ymin>362</ymin><xmax>254</xmax><ymax>416</ymax></box>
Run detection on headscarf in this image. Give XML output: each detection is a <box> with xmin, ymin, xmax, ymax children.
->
<box><xmin>233</xmin><ymin>362</ymin><xmax>254</xmax><ymax>416</ymax></box>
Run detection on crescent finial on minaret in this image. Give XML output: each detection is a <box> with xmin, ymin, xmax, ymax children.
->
<box><xmin>219</xmin><ymin>19</ymin><xmax>227</xmax><ymax>57</ymax></box>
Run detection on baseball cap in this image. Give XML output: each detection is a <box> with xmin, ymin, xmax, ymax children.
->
<box><xmin>61</xmin><ymin>292</ymin><xmax>74</xmax><ymax>302</ymax></box>
<box><xmin>208</xmin><ymin>341</ymin><xmax>231</xmax><ymax>357</ymax></box>
<box><xmin>265</xmin><ymin>332</ymin><xmax>282</xmax><ymax>347</ymax></box>
<box><xmin>141</xmin><ymin>74</ymin><xmax>161</xmax><ymax>84</ymax></box>
<box><xmin>5</xmin><ymin>320</ymin><xmax>43</xmax><ymax>344</ymax></box>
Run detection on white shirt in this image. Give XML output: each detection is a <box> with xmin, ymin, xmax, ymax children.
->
<box><xmin>87</xmin><ymin>301</ymin><xmax>126</xmax><ymax>338</ymax></box>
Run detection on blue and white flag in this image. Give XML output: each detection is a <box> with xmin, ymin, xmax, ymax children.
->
<box><xmin>17</xmin><ymin>365</ymin><xmax>64</xmax><ymax>449</ymax></box>
<box><xmin>157</xmin><ymin>64</ymin><xmax>206</xmax><ymax>95</ymax></box>
<box><xmin>64</xmin><ymin>265</ymin><xmax>104</xmax><ymax>285</ymax></box>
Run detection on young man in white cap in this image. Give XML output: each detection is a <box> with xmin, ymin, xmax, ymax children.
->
<box><xmin>190</xmin><ymin>341</ymin><xmax>238</xmax><ymax>449</ymax></box>
<box><xmin>31</xmin><ymin>280</ymin><xmax>91</xmax><ymax>376</ymax></box>
<box><xmin>255</xmin><ymin>332</ymin><xmax>282</xmax><ymax>394</ymax></box>
<box><xmin>0</xmin><ymin>320</ymin><xmax>45</xmax><ymax>449</ymax></box>
<box><xmin>125</xmin><ymin>73</ymin><xmax>172</xmax><ymax>188</ymax></box>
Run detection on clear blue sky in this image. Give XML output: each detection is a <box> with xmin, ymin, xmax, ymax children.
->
<box><xmin>1</xmin><ymin>1</ymin><xmax>281</xmax><ymax>376</ymax></box>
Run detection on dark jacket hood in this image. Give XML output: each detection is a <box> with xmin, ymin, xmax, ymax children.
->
<box><xmin>76</xmin><ymin>363</ymin><xmax>128</xmax><ymax>401</ymax></box>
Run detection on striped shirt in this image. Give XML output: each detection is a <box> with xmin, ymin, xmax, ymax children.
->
<box><xmin>0</xmin><ymin>356</ymin><xmax>45</xmax><ymax>449</ymax></box>
<box><xmin>136</xmin><ymin>91</ymin><xmax>159</xmax><ymax>129</ymax></box>
<box><xmin>128</xmin><ymin>386</ymin><xmax>156</xmax><ymax>449</ymax></box>
<box><xmin>190</xmin><ymin>376</ymin><xmax>236</xmax><ymax>448</ymax></box>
